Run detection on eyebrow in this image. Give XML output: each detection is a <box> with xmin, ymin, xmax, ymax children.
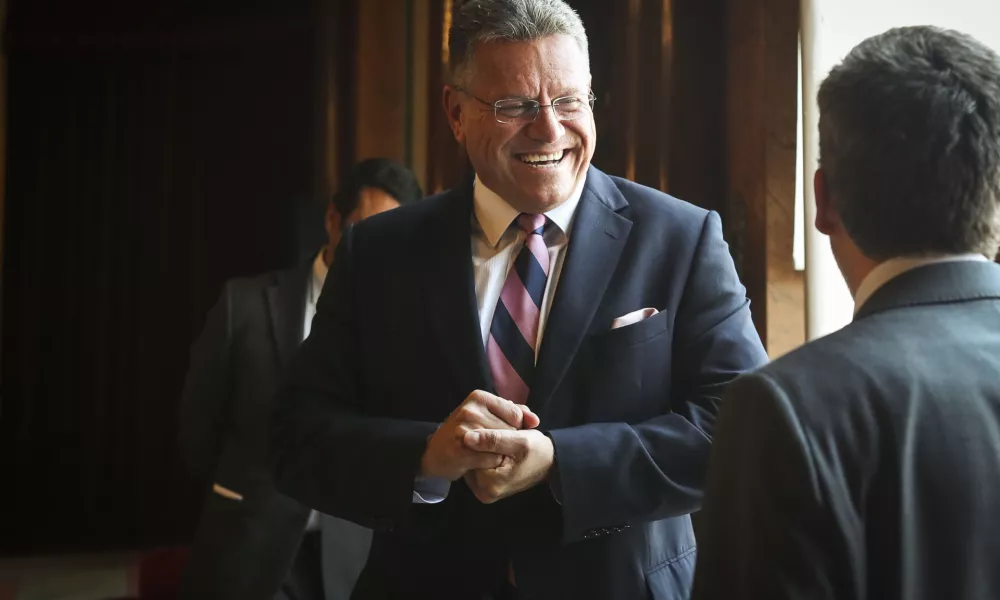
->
<box><xmin>498</xmin><ymin>94</ymin><xmax>534</xmax><ymax>102</ymax></box>
<box><xmin>498</xmin><ymin>89</ymin><xmax>587</xmax><ymax>101</ymax></box>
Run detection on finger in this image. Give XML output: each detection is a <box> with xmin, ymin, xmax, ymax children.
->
<box><xmin>453</xmin><ymin>407</ymin><xmax>516</xmax><ymax>433</ymax></box>
<box><xmin>462</xmin><ymin>449</ymin><xmax>506</xmax><ymax>471</ymax></box>
<box><xmin>463</xmin><ymin>429</ymin><xmax>529</xmax><ymax>457</ymax></box>
<box><xmin>455</xmin><ymin>392</ymin><xmax>518</xmax><ymax>431</ymax></box>
<box><xmin>478</xmin><ymin>392</ymin><xmax>525</xmax><ymax>428</ymax></box>
<box><xmin>519</xmin><ymin>405</ymin><xmax>540</xmax><ymax>429</ymax></box>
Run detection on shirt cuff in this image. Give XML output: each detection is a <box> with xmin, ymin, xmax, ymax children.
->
<box><xmin>412</xmin><ymin>475</ymin><xmax>451</xmax><ymax>504</ymax></box>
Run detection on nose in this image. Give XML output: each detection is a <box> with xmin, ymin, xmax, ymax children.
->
<box><xmin>525</xmin><ymin>104</ymin><xmax>565</xmax><ymax>144</ymax></box>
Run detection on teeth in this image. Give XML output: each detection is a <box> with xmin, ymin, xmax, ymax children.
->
<box><xmin>519</xmin><ymin>150</ymin><xmax>565</xmax><ymax>164</ymax></box>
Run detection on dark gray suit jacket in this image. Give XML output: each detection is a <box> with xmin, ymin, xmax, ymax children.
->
<box><xmin>179</xmin><ymin>262</ymin><xmax>370</xmax><ymax>600</ymax></box>
<box><xmin>693</xmin><ymin>260</ymin><xmax>1000</xmax><ymax>600</ymax></box>
<box><xmin>271</xmin><ymin>167</ymin><xmax>768</xmax><ymax>600</ymax></box>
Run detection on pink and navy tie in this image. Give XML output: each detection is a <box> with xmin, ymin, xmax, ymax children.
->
<box><xmin>486</xmin><ymin>213</ymin><xmax>550</xmax><ymax>405</ymax></box>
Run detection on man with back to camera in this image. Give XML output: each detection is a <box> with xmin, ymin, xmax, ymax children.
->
<box><xmin>270</xmin><ymin>1</ymin><xmax>769</xmax><ymax>598</ymax></box>
<box><xmin>692</xmin><ymin>26</ymin><xmax>1000</xmax><ymax>600</ymax></box>
<box><xmin>178</xmin><ymin>158</ymin><xmax>423</xmax><ymax>600</ymax></box>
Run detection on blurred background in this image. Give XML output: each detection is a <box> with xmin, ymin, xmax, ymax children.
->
<box><xmin>0</xmin><ymin>0</ymin><xmax>996</xmax><ymax>597</ymax></box>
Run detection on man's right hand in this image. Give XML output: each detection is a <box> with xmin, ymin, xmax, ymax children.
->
<box><xmin>419</xmin><ymin>390</ymin><xmax>539</xmax><ymax>481</ymax></box>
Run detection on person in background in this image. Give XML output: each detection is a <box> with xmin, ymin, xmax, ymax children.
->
<box><xmin>693</xmin><ymin>26</ymin><xmax>1000</xmax><ymax>600</ymax></box>
<box><xmin>269</xmin><ymin>1</ymin><xmax>768</xmax><ymax>598</ymax></box>
<box><xmin>178</xmin><ymin>158</ymin><xmax>423</xmax><ymax>600</ymax></box>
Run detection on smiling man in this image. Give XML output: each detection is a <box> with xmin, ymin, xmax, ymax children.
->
<box><xmin>270</xmin><ymin>1</ymin><xmax>767</xmax><ymax>599</ymax></box>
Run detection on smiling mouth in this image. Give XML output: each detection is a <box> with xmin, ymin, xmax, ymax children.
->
<box><xmin>516</xmin><ymin>149</ymin><xmax>566</xmax><ymax>167</ymax></box>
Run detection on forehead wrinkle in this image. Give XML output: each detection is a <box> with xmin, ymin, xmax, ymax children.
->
<box><xmin>478</xmin><ymin>70</ymin><xmax>589</xmax><ymax>101</ymax></box>
<box><xmin>470</xmin><ymin>36</ymin><xmax>589</xmax><ymax>100</ymax></box>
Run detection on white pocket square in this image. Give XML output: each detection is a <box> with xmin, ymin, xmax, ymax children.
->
<box><xmin>611</xmin><ymin>307</ymin><xmax>658</xmax><ymax>330</ymax></box>
<box><xmin>212</xmin><ymin>483</ymin><xmax>244</xmax><ymax>501</ymax></box>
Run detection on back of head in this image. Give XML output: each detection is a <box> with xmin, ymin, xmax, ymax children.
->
<box><xmin>332</xmin><ymin>158</ymin><xmax>423</xmax><ymax>219</ymax></box>
<box><xmin>448</xmin><ymin>0</ymin><xmax>589</xmax><ymax>87</ymax></box>
<box><xmin>818</xmin><ymin>26</ymin><xmax>1000</xmax><ymax>259</ymax></box>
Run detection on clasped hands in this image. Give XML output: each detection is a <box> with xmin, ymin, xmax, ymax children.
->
<box><xmin>419</xmin><ymin>390</ymin><xmax>554</xmax><ymax>504</ymax></box>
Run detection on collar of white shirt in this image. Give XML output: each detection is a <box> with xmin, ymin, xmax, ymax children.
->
<box><xmin>853</xmin><ymin>253</ymin><xmax>989</xmax><ymax>315</ymax></box>
<box><xmin>472</xmin><ymin>174</ymin><xmax>586</xmax><ymax>248</ymax></box>
<box><xmin>309</xmin><ymin>248</ymin><xmax>328</xmax><ymax>305</ymax></box>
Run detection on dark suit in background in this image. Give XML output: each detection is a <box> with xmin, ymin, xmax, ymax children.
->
<box><xmin>178</xmin><ymin>158</ymin><xmax>421</xmax><ymax>599</ymax></box>
<box><xmin>178</xmin><ymin>263</ymin><xmax>370</xmax><ymax>600</ymax></box>
<box><xmin>693</xmin><ymin>261</ymin><xmax>1000</xmax><ymax>600</ymax></box>
<box><xmin>271</xmin><ymin>167</ymin><xmax>768</xmax><ymax>599</ymax></box>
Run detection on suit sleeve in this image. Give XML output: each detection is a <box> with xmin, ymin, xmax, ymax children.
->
<box><xmin>691</xmin><ymin>372</ymin><xmax>863</xmax><ymax>600</ymax></box>
<box><xmin>177</xmin><ymin>283</ymin><xmax>233</xmax><ymax>481</ymax></box>
<box><xmin>270</xmin><ymin>226</ymin><xmax>439</xmax><ymax>531</ymax></box>
<box><xmin>548</xmin><ymin>211</ymin><xmax>769</xmax><ymax>543</ymax></box>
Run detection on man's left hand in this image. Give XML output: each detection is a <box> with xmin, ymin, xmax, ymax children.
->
<box><xmin>462</xmin><ymin>429</ymin><xmax>554</xmax><ymax>504</ymax></box>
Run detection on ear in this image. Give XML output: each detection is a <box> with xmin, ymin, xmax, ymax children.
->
<box><xmin>813</xmin><ymin>168</ymin><xmax>840</xmax><ymax>236</ymax></box>
<box><xmin>442</xmin><ymin>85</ymin><xmax>467</xmax><ymax>144</ymax></box>
<box><xmin>325</xmin><ymin>202</ymin><xmax>342</xmax><ymax>242</ymax></box>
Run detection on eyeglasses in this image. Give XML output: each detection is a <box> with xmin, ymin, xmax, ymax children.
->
<box><xmin>456</xmin><ymin>88</ymin><xmax>597</xmax><ymax>124</ymax></box>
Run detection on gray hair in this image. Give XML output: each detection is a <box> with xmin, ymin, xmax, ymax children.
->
<box><xmin>449</xmin><ymin>0</ymin><xmax>589</xmax><ymax>87</ymax></box>
<box><xmin>818</xmin><ymin>26</ymin><xmax>1000</xmax><ymax>259</ymax></box>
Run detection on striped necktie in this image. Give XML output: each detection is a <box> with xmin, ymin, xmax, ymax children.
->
<box><xmin>486</xmin><ymin>213</ymin><xmax>549</xmax><ymax>405</ymax></box>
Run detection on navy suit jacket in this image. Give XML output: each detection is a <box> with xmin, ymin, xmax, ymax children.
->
<box><xmin>271</xmin><ymin>166</ymin><xmax>768</xmax><ymax>600</ymax></box>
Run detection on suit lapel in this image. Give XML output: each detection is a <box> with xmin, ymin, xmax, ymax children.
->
<box><xmin>530</xmin><ymin>168</ymin><xmax>633</xmax><ymax>411</ymax></box>
<box><xmin>422</xmin><ymin>184</ymin><xmax>494</xmax><ymax>396</ymax></box>
<box><xmin>266</xmin><ymin>260</ymin><xmax>312</xmax><ymax>370</ymax></box>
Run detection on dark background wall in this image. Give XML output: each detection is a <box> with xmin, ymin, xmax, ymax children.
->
<box><xmin>0</xmin><ymin>0</ymin><xmax>330</xmax><ymax>554</ymax></box>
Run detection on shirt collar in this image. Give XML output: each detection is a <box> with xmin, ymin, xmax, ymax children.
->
<box><xmin>853</xmin><ymin>253</ymin><xmax>989</xmax><ymax>315</ymax></box>
<box><xmin>472</xmin><ymin>175</ymin><xmax>586</xmax><ymax>248</ymax></box>
<box><xmin>310</xmin><ymin>249</ymin><xmax>328</xmax><ymax>304</ymax></box>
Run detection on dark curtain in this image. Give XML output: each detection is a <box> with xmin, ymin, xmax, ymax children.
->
<box><xmin>1</xmin><ymin>0</ymin><xmax>323</xmax><ymax>554</ymax></box>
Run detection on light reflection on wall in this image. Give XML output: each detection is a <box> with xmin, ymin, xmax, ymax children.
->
<box><xmin>800</xmin><ymin>0</ymin><xmax>1000</xmax><ymax>340</ymax></box>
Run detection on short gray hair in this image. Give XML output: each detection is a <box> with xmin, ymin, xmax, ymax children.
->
<box><xmin>818</xmin><ymin>26</ymin><xmax>1000</xmax><ymax>259</ymax></box>
<box><xmin>449</xmin><ymin>0</ymin><xmax>589</xmax><ymax>87</ymax></box>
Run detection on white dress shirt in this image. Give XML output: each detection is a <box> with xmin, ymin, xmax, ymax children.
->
<box><xmin>853</xmin><ymin>253</ymin><xmax>989</xmax><ymax>315</ymax></box>
<box><xmin>413</xmin><ymin>175</ymin><xmax>586</xmax><ymax>503</ymax></box>
<box><xmin>303</xmin><ymin>250</ymin><xmax>328</xmax><ymax>529</ymax></box>
<box><xmin>472</xmin><ymin>176</ymin><xmax>584</xmax><ymax>351</ymax></box>
<box><xmin>304</xmin><ymin>249</ymin><xmax>329</xmax><ymax>339</ymax></box>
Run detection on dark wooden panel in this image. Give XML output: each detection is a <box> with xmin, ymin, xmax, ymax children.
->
<box><xmin>424</xmin><ymin>0</ymin><xmax>471</xmax><ymax>193</ymax></box>
<box><xmin>724</xmin><ymin>0</ymin><xmax>800</xmax><ymax>349</ymax></box>
<box><xmin>574</xmin><ymin>0</ymin><xmax>728</xmax><ymax>215</ymax></box>
<box><xmin>667</xmin><ymin>0</ymin><xmax>728</xmax><ymax>216</ymax></box>
<box><xmin>1</xmin><ymin>0</ymin><xmax>323</xmax><ymax>554</ymax></box>
<box><xmin>314</xmin><ymin>0</ymin><xmax>356</xmax><ymax>205</ymax></box>
<box><xmin>355</xmin><ymin>0</ymin><xmax>408</xmax><ymax>163</ymax></box>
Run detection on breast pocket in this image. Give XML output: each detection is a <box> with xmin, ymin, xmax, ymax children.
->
<box><xmin>580</xmin><ymin>311</ymin><xmax>672</xmax><ymax>421</ymax></box>
<box><xmin>596</xmin><ymin>310</ymin><xmax>670</xmax><ymax>351</ymax></box>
